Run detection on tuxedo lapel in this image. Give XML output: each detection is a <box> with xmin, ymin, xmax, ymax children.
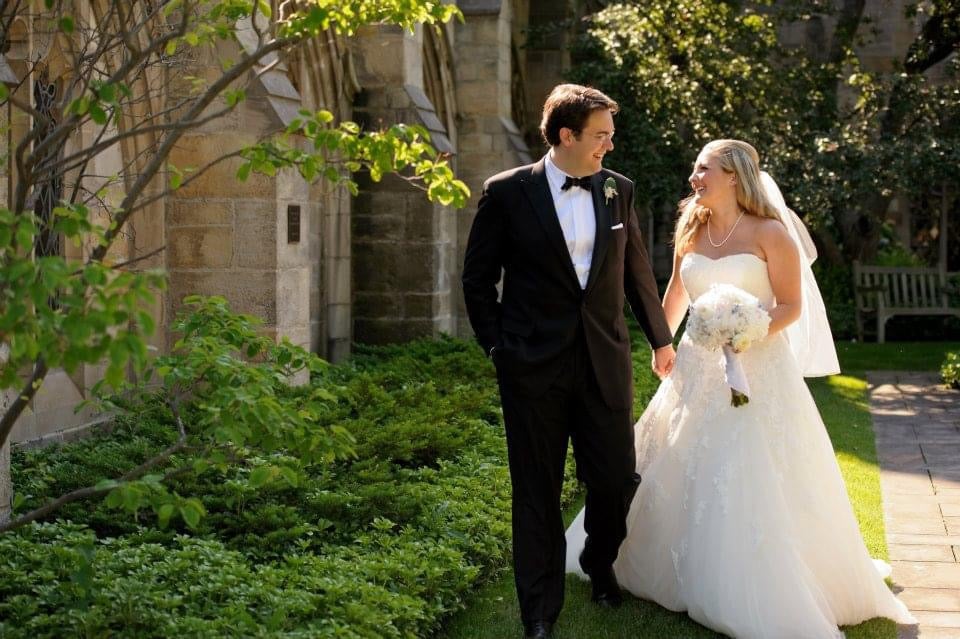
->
<box><xmin>585</xmin><ymin>172</ymin><xmax>613</xmax><ymax>293</ymax></box>
<box><xmin>521</xmin><ymin>159</ymin><xmax>580</xmax><ymax>288</ymax></box>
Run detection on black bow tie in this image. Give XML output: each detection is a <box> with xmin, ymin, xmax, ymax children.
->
<box><xmin>561</xmin><ymin>175</ymin><xmax>593</xmax><ymax>191</ymax></box>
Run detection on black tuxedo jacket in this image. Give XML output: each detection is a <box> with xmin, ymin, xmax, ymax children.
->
<box><xmin>462</xmin><ymin>157</ymin><xmax>673</xmax><ymax>410</ymax></box>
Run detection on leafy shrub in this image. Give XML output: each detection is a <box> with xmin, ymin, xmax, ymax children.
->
<box><xmin>942</xmin><ymin>351</ymin><xmax>960</xmax><ymax>389</ymax></box>
<box><xmin>9</xmin><ymin>296</ymin><xmax>360</xmax><ymax>537</ymax></box>
<box><xmin>875</xmin><ymin>243</ymin><xmax>926</xmax><ymax>268</ymax></box>
<box><xmin>3</xmin><ymin>335</ymin><xmax>660</xmax><ymax>637</ymax></box>
<box><xmin>0</xmin><ymin>521</ymin><xmax>481</xmax><ymax>638</ymax></box>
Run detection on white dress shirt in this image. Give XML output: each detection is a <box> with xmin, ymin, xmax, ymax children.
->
<box><xmin>544</xmin><ymin>152</ymin><xmax>596</xmax><ymax>289</ymax></box>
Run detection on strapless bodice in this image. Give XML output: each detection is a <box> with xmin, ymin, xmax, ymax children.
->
<box><xmin>680</xmin><ymin>253</ymin><xmax>774</xmax><ymax>308</ymax></box>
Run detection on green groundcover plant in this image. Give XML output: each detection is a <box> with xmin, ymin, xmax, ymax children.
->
<box><xmin>1</xmin><ymin>336</ymin><xmax>588</xmax><ymax>638</ymax></box>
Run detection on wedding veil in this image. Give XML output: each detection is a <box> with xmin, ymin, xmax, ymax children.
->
<box><xmin>760</xmin><ymin>171</ymin><xmax>841</xmax><ymax>377</ymax></box>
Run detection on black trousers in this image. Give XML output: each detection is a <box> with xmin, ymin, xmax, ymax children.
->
<box><xmin>496</xmin><ymin>331</ymin><xmax>638</xmax><ymax>625</ymax></box>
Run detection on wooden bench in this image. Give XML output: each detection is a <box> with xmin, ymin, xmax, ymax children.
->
<box><xmin>853</xmin><ymin>261</ymin><xmax>960</xmax><ymax>342</ymax></box>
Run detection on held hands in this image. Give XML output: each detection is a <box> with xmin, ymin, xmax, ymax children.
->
<box><xmin>652</xmin><ymin>344</ymin><xmax>676</xmax><ymax>379</ymax></box>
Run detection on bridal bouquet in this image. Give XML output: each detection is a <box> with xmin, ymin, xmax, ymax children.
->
<box><xmin>686</xmin><ymin>284</ymin><xmax>771</xmax><ymax>406</ymax></box>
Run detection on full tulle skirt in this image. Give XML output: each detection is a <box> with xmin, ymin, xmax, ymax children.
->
<box><xmin>565</xmin><ymin>334</ymin><xmax>915</xmax><ymax>638</ymax></box>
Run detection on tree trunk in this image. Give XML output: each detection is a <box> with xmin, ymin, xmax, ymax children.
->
<box><xmin>839</xmin><ymin>195</ymin><xmax>886</xmax><ymax>262</ymax></box>
<box><xmin>0</xmin><ymin>354</ymin><xmax>9</xmax><ymax>525</ymax></box>
<box><xmin>0</xmin><ymin>383</ymin><xmax>9</xmax><ymax>525</ymax></box>
<box><xmin>0</xmin><ymin>440</ymin><xmax>9</xmax><ymax>525</ymax></box>
<box><xmin>823</xmin><ymin>0</ymin><xmax>867</xmax><ymax>112</ymax></box>
<box><xmin>813</xmin><ymin>226</ymin><xmax>845</xmax><ymax>266</ymax></box>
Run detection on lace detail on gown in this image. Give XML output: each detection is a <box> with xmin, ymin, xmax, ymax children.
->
<box><xmin>565</xmin><ymin>253</ymin><xmax>916</xmax><ymax>638</ymax></box>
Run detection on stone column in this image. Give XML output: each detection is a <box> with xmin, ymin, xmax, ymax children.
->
<box><xmin>350</xmin><ymin>24</ymin><xmax>458</xmax><ymax>344</ymax></box>
<box><xmin>318</xmin><ymin>182</ymin><xmax>352</xmax><ymax>362</ymax></box>
<box><xmin>167</xmin><ymin>42</ymin><xmax>315</xmax><ymax>352</ymax></box>
<box><xmin>522</xmin><ymin>0</ymin><xmax>573</xmax><ymax>146</ymax></box>
<box><xmin>167</xmin><ymin>144</ymin><xmax>278</xmax><ymax>331</ymax></box>
<box><xmin>453</xmin><ymin>0</ymin><xmax>532</xmax><ymax>337</ymax></box>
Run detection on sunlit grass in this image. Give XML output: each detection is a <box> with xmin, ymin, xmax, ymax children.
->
<box><xmin>811</xmin><ymin>373</ymin><xmax>895</xmax><ymax>639</ymax></box>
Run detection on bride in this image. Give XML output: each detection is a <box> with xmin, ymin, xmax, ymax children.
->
<box><xmin>566</xmin><ymin>139</ymin><xmax>916</xmax><ymax>638</ymax></box>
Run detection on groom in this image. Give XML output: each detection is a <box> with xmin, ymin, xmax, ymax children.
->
<box><xmin>462</xmin><ymin>84</ymin><xmax>675</xmax><ymax>638</ymax></box>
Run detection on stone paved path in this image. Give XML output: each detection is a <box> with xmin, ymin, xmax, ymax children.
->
<box><xmin>869</xmin><ymin>371</ymin><xmax>960</xmax><ymax>639</ymax></box>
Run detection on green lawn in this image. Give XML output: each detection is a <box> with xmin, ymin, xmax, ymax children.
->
<box><xmin>438</xmin><ymin>342</ymin><xmax>957</xmax><ymax>639</ymax></box>
<box><xmin>834</xmin><ymin>341</ymin><xmax>957</xmax><ymax>374</ymax></box>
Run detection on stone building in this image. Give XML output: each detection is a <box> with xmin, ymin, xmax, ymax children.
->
<box><xmin>0</xmin><ymin>0</ymin><xmax>940</xmax><ymax>445</ymax></box>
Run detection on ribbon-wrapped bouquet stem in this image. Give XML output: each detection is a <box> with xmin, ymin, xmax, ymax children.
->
<box><xmin>686</xmin><ymin>283</ymin><xmax>771</xmax><ymax>407</ymax></box>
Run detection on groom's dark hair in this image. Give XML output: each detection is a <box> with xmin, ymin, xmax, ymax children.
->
<box><xmin>540</xmin><ymin>84</ymin><xmax>619</xmax><ymax>147</ymax></box>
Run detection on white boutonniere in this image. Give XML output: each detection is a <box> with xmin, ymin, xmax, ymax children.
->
<box><xmin>603</xmin><ymin>177</ymin><xmax>618</xmax><ymax>204</ymax></box>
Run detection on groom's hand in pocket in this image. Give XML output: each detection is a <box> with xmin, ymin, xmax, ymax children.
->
<box><xmin>652</xmin><ymin>344</ymin><xmax>676</xmax><ymax>379</ymax></box>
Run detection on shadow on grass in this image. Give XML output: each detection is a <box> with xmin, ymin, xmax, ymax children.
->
<box><xmin>835</xmin><ymin>342</ymin><xmax>959</xmax><ymax>376</ymax></box>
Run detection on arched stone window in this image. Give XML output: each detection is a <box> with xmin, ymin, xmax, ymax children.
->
<box><xmin>510</xmin><ymin>38</ymin><xmax>527</xmax><ymax>138</ymax></box>
<box><xmin>285</xmin><ymin>28</ymin><xmax>358</xmax><ymax>119</ymax></box>
<box><xmin>422</xmin><ymin>24</ymin><xmax>457</xmax><ymax>150</ymax></box>
<box><xmin>31</xmin><ymin>71</ymin><xmax>63</xmax><ymax>262</ymax></box>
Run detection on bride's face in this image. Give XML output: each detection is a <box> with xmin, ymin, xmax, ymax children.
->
<box><xmin>689</xmin><ymin>152</ymin><xmax>736</xmax><ymax>210</ymax></box>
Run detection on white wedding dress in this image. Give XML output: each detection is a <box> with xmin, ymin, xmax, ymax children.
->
<box><xmin>566</xmin><ymin>252</ymin><xmax>916</xmax><ymax>638</ymax></box>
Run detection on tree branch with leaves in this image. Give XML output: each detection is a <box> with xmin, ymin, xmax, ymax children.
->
<box><xmin>0</xmin><ymin>0</ymin><xmax>468</xmax><ymax>528</ymax></box>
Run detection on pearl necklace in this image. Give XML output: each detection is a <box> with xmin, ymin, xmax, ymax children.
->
<box><xmin>706</xmin><ymin>210</ymin><xmax>745</xmax><ymax>248</ymax></box>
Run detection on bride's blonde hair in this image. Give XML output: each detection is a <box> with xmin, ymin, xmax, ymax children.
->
<box><xmin>674</xmin><ymin>139</ymin><xmax>783</xmax><ymax>252</ymax></box>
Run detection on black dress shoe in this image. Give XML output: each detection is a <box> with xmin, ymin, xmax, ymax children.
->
<box><xmin>588</xmin><ymin>566</ymin><xmax>623</xmax><ymax>608</ymax></box>
<box><xmin>523</xmin><ymin>619</ymin><xmax>553</xmax><ymax>638</ymax></box>
<box><xmin>579</xmin><ymin>551</ymin><xmax>623</xmax><ymax>608</ymax></box>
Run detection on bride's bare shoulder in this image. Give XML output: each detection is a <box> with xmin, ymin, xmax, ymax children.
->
<box><xmin>756</xmin><ymin>216</ymin><xmax>798</xmax><ymax>259</ymax></box>
<box><xmin>755</xmin><ymin>216</ymin><xmax>791</xmax><ymax>240</ymax></box>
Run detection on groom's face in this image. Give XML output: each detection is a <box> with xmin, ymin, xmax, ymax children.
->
<box><xmin>560</xmin><ymin>108</ymin><xmax>615</xmax><ymax>176</ymax></box>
